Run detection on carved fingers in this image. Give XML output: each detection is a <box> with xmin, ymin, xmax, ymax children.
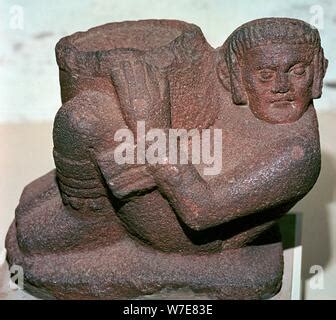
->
<box><xmin>96</xmin><ymin>149</ymin><xmax>156</xmax><ymax>200</ymax></box>
<box><xmin>110</xmin><ymin>54</ymin><xmax>171</xmax><ymax>131</ymax></box>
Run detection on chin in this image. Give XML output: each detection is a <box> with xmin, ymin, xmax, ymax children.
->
<box><xmin>251</xmin><ymin>103</ymin><xmax>307</xmax><ymax>124</ymax></box>
<box><xmin>264</xmin><ymin>116</ymin><xmax>301</xmax><ymax>124</ymax></box>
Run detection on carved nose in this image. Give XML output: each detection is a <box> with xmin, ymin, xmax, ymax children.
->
<box><xmin>272</xmin><ymin>73</ymin><xmax>289</xmax><ymax>94</ymax></box>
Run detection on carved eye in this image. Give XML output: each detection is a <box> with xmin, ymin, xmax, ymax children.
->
<box><xmin>290</xmin><ymin>65</ymin><xmax>306</xmax><ymax>76</ymax></box>
<box><xmin>258</xmin><ymin>70</ymin><xmax>275</xmax><ymax>81</ymax></box>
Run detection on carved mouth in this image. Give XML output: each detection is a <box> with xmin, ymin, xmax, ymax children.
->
<box><xmin>270</xmin><ymin>100</ymin><xmax>294</xmax><ymax>109</ymax></box>
<box><xmin>270</xmin><ymin>97</ymin><xmax>294</xmax><ymax>103</ymax></box>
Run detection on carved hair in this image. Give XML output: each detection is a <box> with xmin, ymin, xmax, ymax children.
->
<box><xmin>219</xmin><ymin>18</ymin><xmax>327</xmax><ymax>104</ymax></box>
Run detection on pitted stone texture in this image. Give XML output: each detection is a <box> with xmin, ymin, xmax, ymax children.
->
<box><xmin>6</xmin><ymin>18</ymin><xmax>326</xmax><ymax>299</ymax></box>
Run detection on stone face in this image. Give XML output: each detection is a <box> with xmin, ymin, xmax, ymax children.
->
<box><xmin>6</xmin><ymin>18</ymin><xmax>327</xmax><ymax>299</ymax></box>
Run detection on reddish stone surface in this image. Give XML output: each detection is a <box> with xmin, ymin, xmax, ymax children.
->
<box><xmin>6</xmin><ymin>18</ymin><xmax>327</xmax><ymax>299</ymax></box>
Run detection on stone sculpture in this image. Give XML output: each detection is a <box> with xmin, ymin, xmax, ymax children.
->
<box><xmin>6</xmin><ymin>18</ymin><xmax>328</xmax><ymax>299</ymax></box>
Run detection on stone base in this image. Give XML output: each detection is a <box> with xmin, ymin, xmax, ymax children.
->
<box><xmin>6</xmin><ymin>222</ymin><xmax>283</xmax><ymax>300</ymax></box>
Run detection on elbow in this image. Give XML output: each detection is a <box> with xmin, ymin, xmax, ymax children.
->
<box><xmin>179</xmin><ymin>208</ymin><xmax>217</xmax><ymax>231</ymax></box>
<box><xmin>185</xmin><ymin>219</ymin><xmax>207</xmax><ymax>231</ymax></box>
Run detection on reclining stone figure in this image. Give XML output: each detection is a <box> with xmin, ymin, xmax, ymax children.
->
<box><xmin>6</xmin><ymin>18</ymin><xmax>327</xmax><ymax>299</ymax></box>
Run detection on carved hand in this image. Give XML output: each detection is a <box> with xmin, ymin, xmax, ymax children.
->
<box><xmin>110</xmin><ymin>53</ymin><xmax>171</xmax><ymax>134</ymax></box>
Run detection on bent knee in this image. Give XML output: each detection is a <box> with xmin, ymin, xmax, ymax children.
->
<box><xmin>53</xmin><ymin>90</ymin><xmax>127</xmax><ymax>157</ymax></box>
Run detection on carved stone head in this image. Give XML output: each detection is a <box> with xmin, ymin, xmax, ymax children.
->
<box><xmin>218</xmin><ymin>18</ymin><xmax>328</xmax><ymax>124</ymax></box>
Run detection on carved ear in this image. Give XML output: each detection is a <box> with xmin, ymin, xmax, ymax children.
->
<box><xmin>229</xmin><ymin>63</ymin><xmax>248</xmax><ymax>105</ymax></box>
<box><xmin>216</xmin><ymin>57</ymin><xmax>248</xmax><ymax>105</ymax></box>
<box><xmin>312</xmin><ymin>48</ymin><xmax>328</xmax><ymax>99</ymax></box>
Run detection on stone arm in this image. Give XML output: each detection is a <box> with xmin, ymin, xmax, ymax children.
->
<box><xmin>92</xmin><ymin>52</ymin><xmax>171</xmax><ymax>199</ymax></box>
<box><xmin>95</xmin><ymin>149</ymin><xmax>156</xmax><ymax>200</ymax></box>
<box><xmin>149</xmin><ymin>137</ymin><xmax>320</xmax><ymax>231</ymax></box>
<box><xmin>103</xmin><ymin>52</ymin><xmax>317</xmax><ymax>223</ymax></box>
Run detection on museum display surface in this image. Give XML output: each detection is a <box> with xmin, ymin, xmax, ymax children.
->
<box><xmin>5</xmin><ymin>17</ymin><xmax>328</xmax><ymax>299</ymax></box>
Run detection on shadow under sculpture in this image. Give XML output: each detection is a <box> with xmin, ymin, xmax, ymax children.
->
<box><xmin>5</xmin><ymin>18</ymin><xmax>328</xmax><ymax>299</ymax></box>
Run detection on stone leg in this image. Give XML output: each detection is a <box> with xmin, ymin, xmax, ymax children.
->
<box><xmin>12</xmin><ymin>170</ymin><xmax>127</xmax><ymax>255</ymax></box>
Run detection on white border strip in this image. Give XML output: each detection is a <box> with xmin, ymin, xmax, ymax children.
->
<box><xmin>291</xmin><ymin>212</ymin><xmax>302</xmax><ymax>300</ymax></box>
